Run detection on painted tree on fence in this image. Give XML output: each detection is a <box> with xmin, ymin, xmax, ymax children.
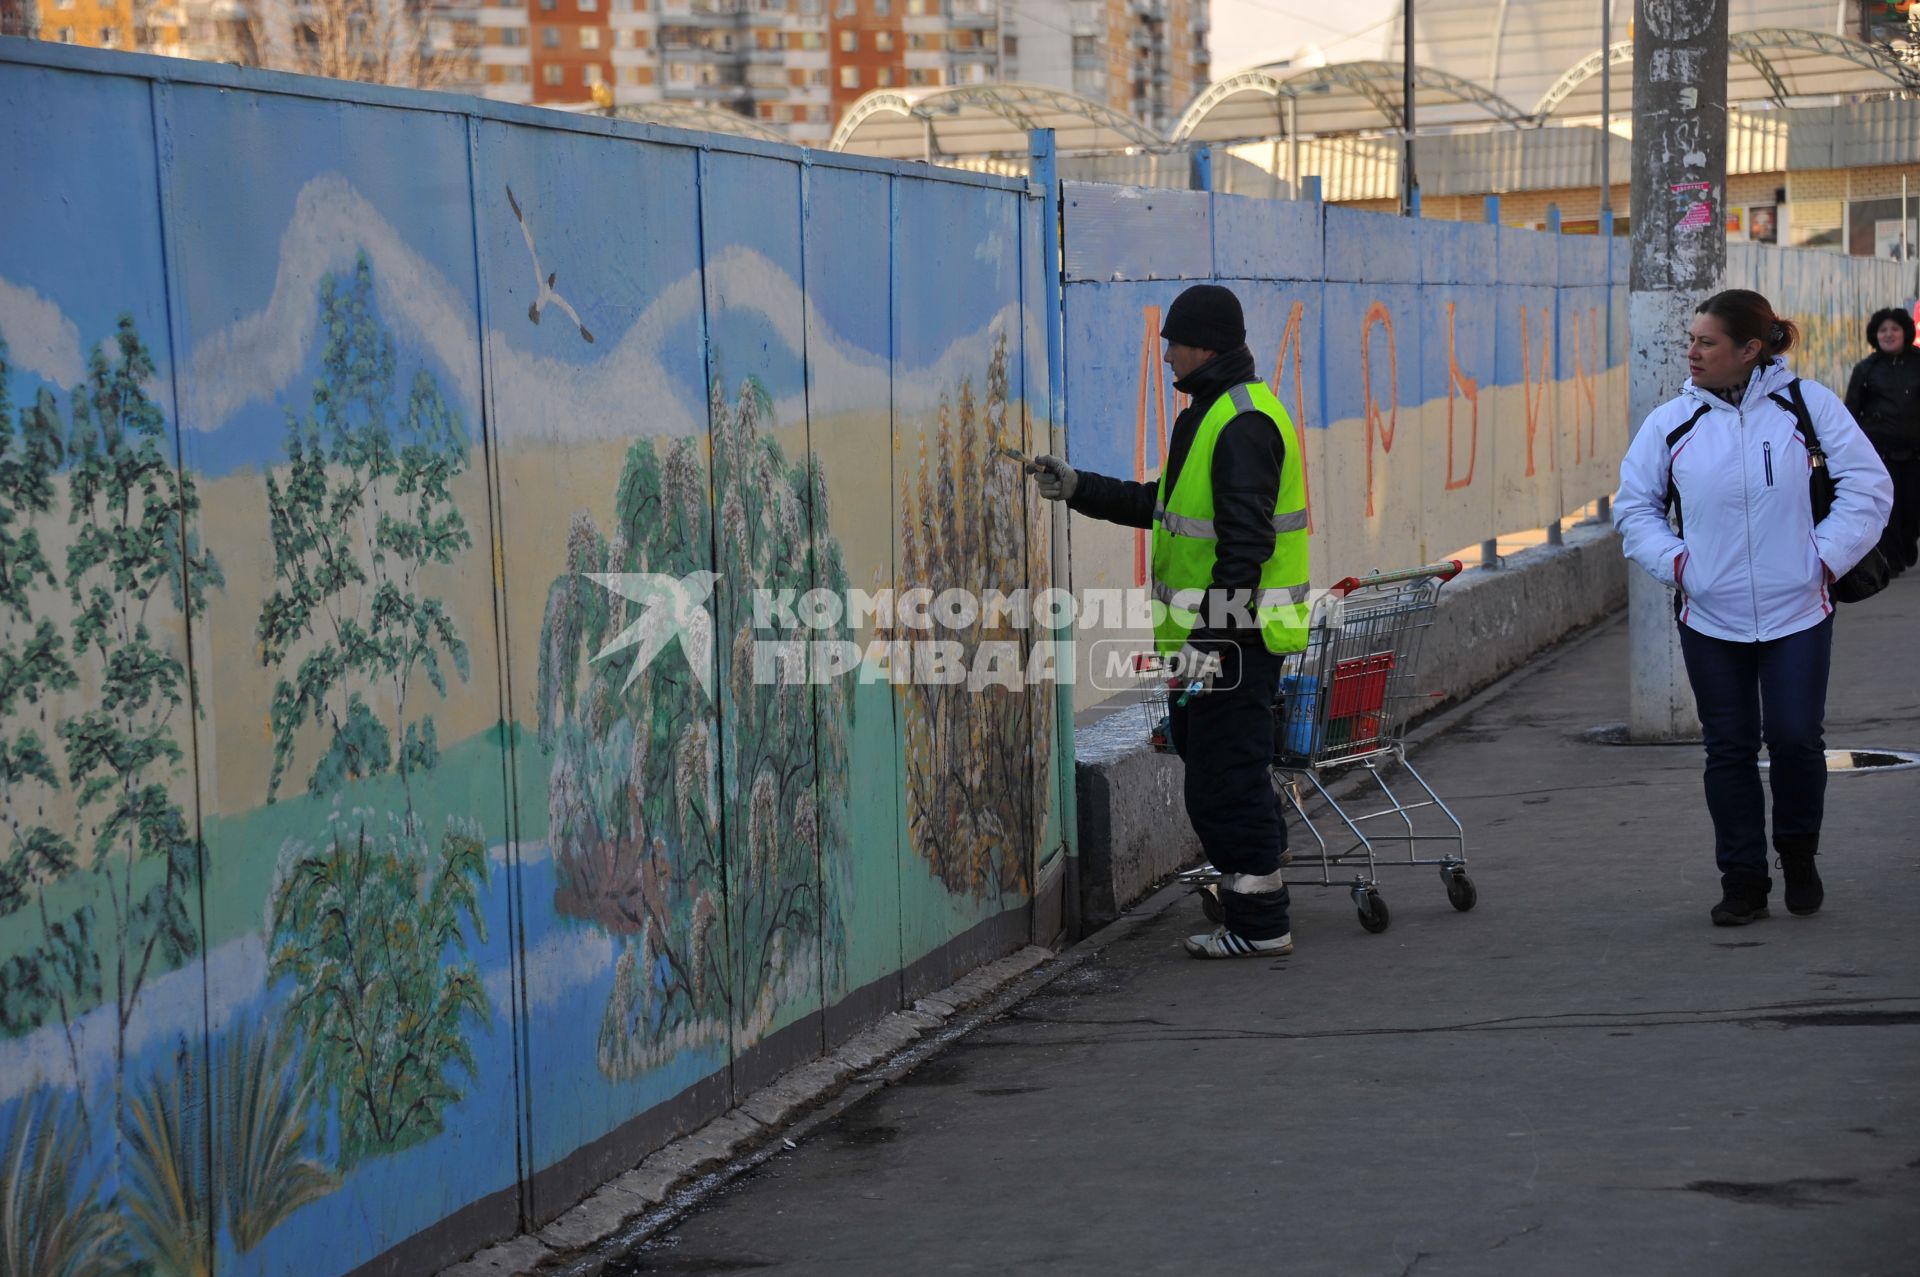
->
<box><xmin>257</xmin><ymin>254</ymin><xmax>489</xmax><ymax>1165</ymax></box>
<box><xmin>258</xmin><ymin>252</ymin><xmax>472</xmax><ymax>810</ymax></box>
<box><xmin>889</xmin><ymin>329</ymin><xmax>1047</xmax><ymax>901</ymax></box>
<box><xmin>0</xmin><ymin>335</ymin><xmax>86</xmax><ymax>1070</ymax></box>
<box><xmin>58</xmin><ymin>317</ymin><xmax>225</xmax><ymax>1170</ymax></box>
<box><xmin>0</xmin><ymin>319</ymin><xmax>230</xmax><ymax>1273</ymax></box>
<box><xmin>537</xmin><ymin>370</ymin><xmax>850</xmax><ymax>1077</ymax></box>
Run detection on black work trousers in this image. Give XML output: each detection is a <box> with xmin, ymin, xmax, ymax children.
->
<box><xmin>1877</xmin><ymin>455</ymin><xmax>1920</xmax><ymax>573</ymax></box>
<box><xmin>1169</xmin><ymin>640</ymin><xmax>1292</xmax><ymax>940</ymax></box>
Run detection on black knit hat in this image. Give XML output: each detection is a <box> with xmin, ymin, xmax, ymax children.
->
<box><xmin>1160</xmin><ymin>284</ymin><xmax>1245</xmax><ymax>353</ymax></box>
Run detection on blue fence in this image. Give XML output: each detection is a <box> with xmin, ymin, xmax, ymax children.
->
<box><xmin>0</xmin><ymin>39</ymin><xmax>1066</xmax><ymax>1276</ymax></box>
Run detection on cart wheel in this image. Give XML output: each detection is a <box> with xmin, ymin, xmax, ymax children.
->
<box><xmin>1446</xmin><ymin>872</ymin><xmax>1477</xmax><ymax>912</ymax></box>
<box><xmin>1356</xmin><ymin>891</ymin><xmax>1390</xmax><ymax>934</ymax></box>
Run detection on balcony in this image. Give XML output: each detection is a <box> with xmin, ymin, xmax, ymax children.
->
<box><xmin>947</xmin><ymin>0</ymin><xmax>996</xmax><ymax>27</ymax></box>
<box><xmin>656</xmin><ymin>0</ymin><xmax>753</xmax><ymax>25</ymax></box>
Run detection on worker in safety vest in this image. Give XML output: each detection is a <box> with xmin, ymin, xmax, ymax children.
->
<box><xmin>1028</xmin><ymin>284</ymin><xmax>1310</xmax><ymax>959</ymax></box>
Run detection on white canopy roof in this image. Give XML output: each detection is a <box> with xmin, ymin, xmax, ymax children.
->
<box><xmin>830</xmin><ymin>83</ymin><xmax>1164</xmax><ymax>159</ymax></box>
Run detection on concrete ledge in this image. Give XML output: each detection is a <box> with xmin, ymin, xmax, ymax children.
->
<box><xmin>1072</xmin><ymin>522</ymin><xmax>1626</xmax><ymax>934</ymax></box>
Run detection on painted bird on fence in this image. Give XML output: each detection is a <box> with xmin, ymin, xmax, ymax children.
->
<box><xmin>506</xmin><ymin>185</ymin><xmax>596</xmax><ymax>344</ymax></box>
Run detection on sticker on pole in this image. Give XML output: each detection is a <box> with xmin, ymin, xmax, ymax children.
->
<box><xmin>1672</xmin><ymin>182</ymin><xmax>1713</xmax><ymax>230</ymax></box>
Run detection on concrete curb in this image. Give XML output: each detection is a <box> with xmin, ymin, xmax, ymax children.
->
<box><xmin>439</xmin><ymin>946</ymin><xmax>1055</xmax><ymax>1277</ymax></box>
<box><xmin>1071</xmin><ymin>522</ymin><xmax>1628</xmax><ymax>934</ymax></box>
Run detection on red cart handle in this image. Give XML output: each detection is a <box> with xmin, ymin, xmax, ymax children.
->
<box><xmin>1327</xmin><ymin>559</ymin><xmax>1464</xmax><ymax>597</ymax></box>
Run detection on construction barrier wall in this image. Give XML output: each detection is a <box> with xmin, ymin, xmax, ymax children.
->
<box><xmin>1058</xmin><ymin>184</ymin><xmax>1630</xmax><ymax>709</ymax></box>
<box><xmin>0</xmin><ymin>41</ymin><xmax>1068</xmax><ymax>1276</ymax></box>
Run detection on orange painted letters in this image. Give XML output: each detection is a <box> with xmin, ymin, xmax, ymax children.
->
<box><xmin>1362</xmin><ymin>301</ymin><xmax>1397</xmax><ymax>519</ymax></box>
<box><xmin>1444</xmin><ymin>301</ymin><xmax>1479</xmax><ymax>491</ymax></box>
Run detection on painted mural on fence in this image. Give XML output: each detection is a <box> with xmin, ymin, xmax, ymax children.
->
<box><xmin>0</xmin><ymin>49</ymin><xmax>1054</xmax><ymax>1275</ymax></box>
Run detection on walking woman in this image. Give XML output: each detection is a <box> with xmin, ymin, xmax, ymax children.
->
<box><xmin>1843</xmin><ymin>306</ymin><xmax>1920</xmax><ymax>574</ymax></box>
<box><xmin>1616</xmin><ymin>290</ymin><xmax>1892</xmax><ymax>926</ymax></box>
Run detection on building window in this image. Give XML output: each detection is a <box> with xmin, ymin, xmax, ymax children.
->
<box><xmin>52</xmin><ymin>0</ymin><xmax>71</xmax><ymax>8</ymax></box>
<box><xmin>834</xmin><ymin>0</ymin><xmax>854</xmax><ymax>14</ymax></box>
<box><xmin>579</xmin><ymin>25</ymin><xmax>600</xmax><ymax>47</ymax></box>
<box><xmin>906</xmin><ymin>0</ymin><xmax>924</xmax><ymax>13</ymax></box>
<box><xmin>838</xmin><ymin>29</ymin><xmax>856</xmax><ymax>50</ymax></box>
<box><xmin>670</xmin><ymin>61</ymin><xmax>691</xmax><ymax>81</ymax></box>
<box><xmin>99</xmin><ymin>25</ymin><xmax>115</xmax><ymax>44</ymax></box>
<box><xmin>617</xmin><ymin>65</ymin><xmax>638</xmax><ymax>83</ymax></box>
<box><xmin>56</xmin><ymin>25</ymin><xmax>73</xmax><ymax>39</ymax></box>
<box><xmin>580</xmin><ymin>0</ymin><xmax>599</xmax><ymax>8</ymax></box>
<box><xmin>542</xmin><ymin>25</ymin><xmax>559</xmax><ymax>45</ymax></box>
<box><xmin>875</xmin><ymin>65</ymin><xmax>892</xmax><ymax>86</ymax></box>
<box><xmin>505</xmin><ymin>65</ymin><xmax>530</xmax><ymax>82</ymax></box>
<box><xmin>873</xmin><ymin>29</ymin><xmax>891</xmax><ymax>50</ymax></box>
<box><xmin>839</xmin><ymin>65</ymin><xmax>859</xmax><ymax>88</ymax></box>
<box><xmin>543</xmin><ymin>63</ymin><xmax>565</xmax><ymax>84</ymax></box>
<box><xmin>499</xmin><ymin>26</ymin><xmax>524</xmax><ymax>43</ymax></box>
<box><xmin>1003</xmin><ymin>34</ymin><xmax>1016</xmax><ymax>55</ymax></box>
<box><xmin>615</xmin><ymin>27</ymin><xmax>636</xmax><ymax>46</ymax></box>
<box><xmin>539</xmin><ymin>0</ymin><xmax>556</xmax><ymax>8</ymax></box>
<box><xmin>584</xmin><ymin>63</ymin><xmax>603</xmax><ymax>83</ymax></box>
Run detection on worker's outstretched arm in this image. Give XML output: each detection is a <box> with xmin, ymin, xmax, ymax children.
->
<box><xmin>1029</xmin><ymin>455</ymin><xmax>1155</xmax><ymax>528</ymax></box>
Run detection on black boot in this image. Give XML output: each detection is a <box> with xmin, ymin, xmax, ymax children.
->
<box><xmin>1778</xmin><ymin>850</ymin><xmax>1824</xmax><ymax>916</ymax></box>
<box><xmin>1711</xmin><ymin>877</ymin><xmax>1770</xmax><ymax>927</ymax></box>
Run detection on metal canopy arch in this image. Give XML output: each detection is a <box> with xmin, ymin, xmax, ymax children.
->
<box><xmin>611</xmin><ymin>102</ymin><xmax>788</xmax><ymax>143</ymax></box>
<box><xmin>829</xmin><ymin>83</ymin><xmax>1164</xmax><ymax>159</ymax></box>
<box><xmin>1534</xmin><ymin>29</ymin><xmax>1914</xmax><ymax>119</ymax></box>
<box><xmin>1171</xmin><ymin>61</ymin><xmax>1531</xmax><ymax>145</ymax></box>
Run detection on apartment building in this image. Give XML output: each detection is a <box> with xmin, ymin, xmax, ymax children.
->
<box><xmin>9</xmin><ymin>0</ymin><xmax>1208</xmax><ymax>143</ymax></box>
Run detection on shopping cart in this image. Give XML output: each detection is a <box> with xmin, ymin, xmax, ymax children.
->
<box><xmin>1142</xmin><ymin>561</ymin><xmax>1473</xmax><ymax>934</ymax></box>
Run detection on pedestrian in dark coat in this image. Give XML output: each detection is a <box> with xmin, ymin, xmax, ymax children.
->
<box><xmin>1843</xmin><ymin>306</ymin><xmax>1920</xmax><ymax>574</ymax></box>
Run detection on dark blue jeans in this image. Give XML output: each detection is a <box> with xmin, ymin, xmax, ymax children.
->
<box><xmin>1678</xmin><ymin>615</ymin><xmax>1833</xmax><ymax>890</ymax></box>
<box><xmin>1169</xmin><ymin>641</ymin><xmax>1292</xmax><ymax>940</ymax></box>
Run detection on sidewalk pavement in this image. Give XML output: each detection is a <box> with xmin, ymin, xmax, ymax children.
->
<box><xmin>598</xmin><ymin>570</ymin><xmax>1920</xmax><ymax>1277</ymax></box>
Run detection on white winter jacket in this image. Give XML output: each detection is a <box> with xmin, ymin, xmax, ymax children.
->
<box><xmin>1615</xmin><ymin>358</ymin><xmax>1893</xmax><ymax>643</ymax></box>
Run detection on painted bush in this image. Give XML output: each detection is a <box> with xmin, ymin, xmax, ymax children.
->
<box><xmin>890</xmin><ymin>329</ymin><xmax>1053</xmax><ymax>902</ymax></box>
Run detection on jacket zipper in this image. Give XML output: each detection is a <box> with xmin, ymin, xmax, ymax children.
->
<box><xmin>1740</xmin><ymin>404</ymin><xmax>1760</xmax><ymax>638</ymax></box>
<box><xmin>1763</xmin><ymin>440</ymin><xmax>1773</xmax><ymax>486</ymax></box>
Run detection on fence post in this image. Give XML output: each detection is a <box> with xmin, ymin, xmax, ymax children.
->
<box><xmin>1189</xmin><ymin>143</ymin><xmax>1213</xmax><ymax>193</ymax></box>
<box><xmin>1029</xmin><ymin>126</ymin><xmax>1078</xmax><ymax>941</ymax></box>
<box><xmin>1480</xmin><ymin>195</ymin><xmax>1501</xmax><ymax>567</ymax></box>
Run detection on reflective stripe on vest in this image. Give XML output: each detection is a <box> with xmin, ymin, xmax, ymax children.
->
<box><xmin>1149</xmin><ymin>380</ymin><xmax>1311</xmax><ymax>655</ymax></box>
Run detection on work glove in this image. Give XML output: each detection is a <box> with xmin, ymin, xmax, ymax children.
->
<box><xmin>1026</xmin><ymin>454</ymin><xmax>1078</xmax><ymax>502</ymax></box>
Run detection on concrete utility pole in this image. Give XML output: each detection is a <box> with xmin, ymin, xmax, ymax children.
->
<box><xmin>1627</xmin><ymin>0</ymin><xmax>1729</xmax><ymax>740</ymax></box>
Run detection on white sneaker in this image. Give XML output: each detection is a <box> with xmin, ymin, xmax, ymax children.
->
<box><xmin>1183</xmin><ymin>927</ymin><xmax>1294</xmax><ymax>959</ymax></box>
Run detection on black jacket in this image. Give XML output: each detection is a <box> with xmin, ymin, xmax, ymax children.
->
<box><xmin>1067</xmin><ymin>345</ymin><xmax>1285</xmax><ymax>640</ymax></box>
<box><xmin>1844</xmin><ymin>350</ymin><xmax>1920</xmax><ymax>460</ymax></box>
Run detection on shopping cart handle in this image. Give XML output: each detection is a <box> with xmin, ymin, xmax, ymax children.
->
<box><xmin>1328</xmin><ymin>560</ymin><xmax>1465</xmax><ymax>596</ymax></box>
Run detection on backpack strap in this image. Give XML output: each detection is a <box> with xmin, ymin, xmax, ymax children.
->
<box><xmin>1663</xmin><ymin>402</ymin><xmax>1713</xmax><ymax>537</ymax></box>
<box><xmin>1767</xmin><ymin>378</ymin><xmax>1825</xmax><ymax>461</ymax></box>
